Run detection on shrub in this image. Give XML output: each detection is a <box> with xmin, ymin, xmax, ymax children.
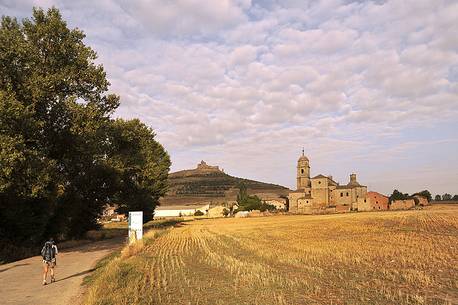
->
<box><xmin>194</xmin><ymin>210</ymin><xmax>204</xmax><ymax>216</ymax></box>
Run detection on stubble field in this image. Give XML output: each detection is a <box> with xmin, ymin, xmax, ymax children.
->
<box><xmin>83</xmin><ymin>205</ymin><xmax>457</xmax><ymax>305</ymax></box>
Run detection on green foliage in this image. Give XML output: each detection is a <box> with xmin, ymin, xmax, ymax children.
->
<box><xmin>453</xmin><ymin>195</ymin><xmax>458</xmax><ymax>201</ymax></box>
<box><xmin>260</xmin><ymin>202</ymin><xmax>277</xmax><ymax>212</ymax></box>
<box><xmin>0</xmin><ymin>7</ymin><xmax>170</xmax><ymax>261</ymax></box>
<box><xmin>435</xmin><ymin>195</ymin><xmax>441</xmax><ymax>201</ymax></box>
<box><xmin>388</xmin><ymin>189</ymin><xmax>410</xmax><ymax>204</ymax></box>
<box><xmin>389</xmin><ymin>189</ymin><xmax>433</xmax><ymax>205</ymax></box>
<box><xmin>194</xmin><ymin>210</ymin><xmax>204</xmax><ymax>216</ymax></box>
<box><xmin>108</xmin><ymin>119</ymin><xmax>170</xmax><ymax>223</ymax></box>
<box><xmin>442</xmin><ymin>193</ymin><xmax>452</xmax><ymax>201</ymax></box>
<box><xmin>412</xmin><ymin>190</ymin><xmax>432</xmax><ymax>202</ymax></box>
<box><xmin>236</xmin><ymin>182</ymin><xmax>264</xmax><ymax>211</ymax></box>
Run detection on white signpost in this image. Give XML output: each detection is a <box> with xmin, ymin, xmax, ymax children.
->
<box><xmin>128</xmin><ymin>211</ymin><xmax>143</xmax><ymax>244</ymax></box>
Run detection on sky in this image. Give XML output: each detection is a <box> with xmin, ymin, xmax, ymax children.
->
<box><xmin>1</xmin><ymin>0</ymin><xmax>458</xmax><ymax>196</ymax></box>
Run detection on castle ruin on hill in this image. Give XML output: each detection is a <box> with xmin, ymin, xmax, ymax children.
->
<box><xmin>196</xmin><ymin>160</ymin><xmax>223</xmax><ymax>172</ymax></box>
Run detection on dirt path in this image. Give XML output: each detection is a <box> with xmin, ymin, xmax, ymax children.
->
<box><xmin>0</xmin><ymin>237</ymin><xmax>124</xmax><ymax>305</ymax></box>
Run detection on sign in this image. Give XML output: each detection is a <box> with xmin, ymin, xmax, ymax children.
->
<box><xmin>128</xmin><ymin>211</ymin><xmax>143</xmax><ymax>243</ymax></box>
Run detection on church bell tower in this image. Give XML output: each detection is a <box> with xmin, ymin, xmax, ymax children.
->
<box><xmin>296</xmin><ymin>149</ymin><xmax>311</xmax><ymax>190</ymax></box>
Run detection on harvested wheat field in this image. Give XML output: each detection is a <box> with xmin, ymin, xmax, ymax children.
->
<box><xmin>83</xmin><ymin>205</ymin><xmax>458</xmax><ymax>305</ymax></box>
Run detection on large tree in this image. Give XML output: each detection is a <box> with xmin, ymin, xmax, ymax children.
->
<box><xmin>108</xmin><ymin>119</ymin><xmax>170</xmax><ymax>222</ymax></box>
<box><xmin>0</xmin><ymin>8</ymin><xmax>169</xmax><ymax>261</ymax></box>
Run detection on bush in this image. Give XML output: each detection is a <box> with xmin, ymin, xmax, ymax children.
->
<box><xmin>194</xmin><ymin>210</ymin><xmax>204</xmax><ymax>216</ymax></box>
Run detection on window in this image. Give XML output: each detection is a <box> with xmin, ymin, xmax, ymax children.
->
<box><xmin>318</xmin><ymin>181</ymin><xmax>321</xmax><ymax>184</ymax></box>
<box><xmin>340</xmin><ymin>192</ymin><xmax>343</xmax><ymax>197</ymax></box>
<box><xmin>376</xmin><ymin>201</ymin><xmax>378</xmax><ymax>204</ymax></box>
<box><xmin>346</xmin><ymin>192</ymin><xmax>349</xmax><ymax>196</ymax></box>
<box><xmin>364</xmin><ymin>199</ymin><xmax>366</xmax><ymax>203</ymax></box>
<box><xmin>301</xmin><ymin>169</ymin><xmax>304</xmax><ymax>174</ymax></box>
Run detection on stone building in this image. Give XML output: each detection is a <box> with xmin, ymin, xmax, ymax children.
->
<box><xmin>390</xmin><ymin>199</ymin><xmax>415</xmax><ymax>210</ymax></box>
<box><xmin>288</xmin><ymin>151</ymin><xmax>368</xmax><ymax>213</ymax></box>
<box><xmin>357</xmin><ymin>191</ymin><xmax>389</xmax><ymax>211</ymax></box>
<box><xmin>413</xmin><ymin>195</ymin><xmax>429</xmax><ymax>206</ymax></box>
<box><xmin>264</xmin><ymin>198</ymin><xmax>287</xmax><ymax>210</ymax></box>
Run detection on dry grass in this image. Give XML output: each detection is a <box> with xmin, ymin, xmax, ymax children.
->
<box><xmin>83</xmin><ymin>205</ymin><xmax>458</xmax><ymax>305</ymax></box>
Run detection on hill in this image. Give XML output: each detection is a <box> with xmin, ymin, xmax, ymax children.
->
<box><xmin>160</xmin><ymin>160</ymin><xmax>290</xmax><ymax>206</ymax></box>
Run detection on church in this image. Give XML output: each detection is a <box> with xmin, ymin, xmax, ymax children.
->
<box><xmin>288</xmin><ymin>151</ymin><xmax>368</xmax><ymax>214</ymax></box>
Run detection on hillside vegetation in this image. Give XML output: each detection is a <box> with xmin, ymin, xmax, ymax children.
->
<box><xmin>83</xmin><ymin>205</ymin><xmax>457</xmax><ymax>305</ymax></box>
<box><xmin>161</xmin><ymin>165</ymin><xmax>289</xmax><ymax>205</ymax></box>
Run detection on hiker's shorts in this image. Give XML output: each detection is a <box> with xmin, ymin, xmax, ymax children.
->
<box><xmin>43</xmin><ymin>259</ymin><xmax>56</xmax><ymax>267</ymax></box>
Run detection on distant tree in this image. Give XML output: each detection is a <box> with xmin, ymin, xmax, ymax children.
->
<box><xmin>222</xmin><ymin>208</ymin><xmax>229</xmax><ymax>217</ymax></box>
<box><xmin>194</xmin><ymin>210</ymin><xmax>204</xmax><ymax>216</ymax></box>
<box><xmin>388</xmin><ymin>189</ymin><xmax>410</xmax><ymax>204</ymax></box>
<box><xmin>259</xmin><ymin>201</ymin><xmax>276</xmax><ymax>212</ymax></box>
<box><xmin>235</xmin><ymin>183</ymin><xmax>264</xmax><ymax>211</ymax></box>
<box><xmin>236</xmin><ymin>182</ymin><xmax>248</xmax><ymax>205</ymax></box>
<box><xmin>413</xmin><ymin>190</ymin><xmax>432</xmax><ymax>202</ymax></box>
<box><xmin>435</xmin><ymin>195</ymin><xmax>442</xmax><ymax>201</ymax></box>
<box><xmin>442</xmin><ymin>193</ymin><xmax>452</xmax><ymax>201</ymax></box>
<box><xmin>452</xmin><ymin>195</ymin><xmax>458</xmax><ymax>201</ymax></box>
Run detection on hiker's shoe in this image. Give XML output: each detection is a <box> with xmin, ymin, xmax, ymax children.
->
<box><xmin>51</xmin><ymin>277</ymin><xmax>55</xmax><ymax>283</ymax></box>
<box><xmin>43</xmin><ymin>281</ymin><xmax>47</xmax><ymax>286</ymax></box>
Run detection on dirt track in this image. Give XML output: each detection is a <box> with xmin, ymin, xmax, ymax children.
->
<box><xmin>0</xmin><ymin>238</ymin><xmax>124</xmax><ymax>305</ymax></box>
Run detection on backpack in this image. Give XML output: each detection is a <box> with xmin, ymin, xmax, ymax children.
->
<box><xmin>41</xmin><ymin>242</ymin><xmax>55</xmax><ymax>261</ymax></box>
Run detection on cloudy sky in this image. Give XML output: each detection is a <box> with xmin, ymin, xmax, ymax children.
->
<box><xmin>2</xmin><ymin>0</ymin><xmax>458</xmax><ymax>195</ymax></box>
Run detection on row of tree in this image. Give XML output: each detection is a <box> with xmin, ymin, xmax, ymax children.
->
<box><xmin>0</xmin><ymin>8</ymin><xmax>170</xmax><ymax>262</ymax></box>
<box><xmin>388</xmin><ymin>190</ymin><xmax>431</xmax><ymax>204</ymax></box>
<box><xmin>434</xmin><ymin>194</ymin><xmax>458</xmax><ymax>201</ymax></box>
<box><xmin>389</xmin><ymin>190</ymin><xmax>458</xmax><ymax>203</ymax></box>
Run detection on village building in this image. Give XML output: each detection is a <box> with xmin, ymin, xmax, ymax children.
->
<box><xmin>413</xmin><ymin>194</ymin><xmax>429</xmax><ymax>206</ymax></box>
<box><xmin>357</xmin><ymin>191</ymin><xmax>389</xmax><ymax>211</ymax></box>
<box><xmin>288</xmin><ymin>151</ymin><xmax>368</xmax><ymax>214</ymax></box>
<box><xmin>101</xmin><ymin>204</ymin><xmax>126</xmax><ymax>222</ymax></box>
<box><xmin>263</xmin><ymin>198</ymin><xmax>287</xmax><ymax>210</ymax></box>
<box><xmin>390</xmin><ymin>199</ymin><xmax>415</xmax><ymax>210</ymax></box>
<box><xmin>154</xmin><ymin>204</ymin><xmax>210</xmax><ymax>218</ymax></box>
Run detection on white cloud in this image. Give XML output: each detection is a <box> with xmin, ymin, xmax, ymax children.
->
<box><xmin>3</xmin><ymin>0</ymin><xmax>458</xmax><ymax>194</ymax></box>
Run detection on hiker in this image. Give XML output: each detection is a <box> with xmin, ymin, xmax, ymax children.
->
<box><xmin>41</xmin><ymin>238</ymin><xmax>58</xmax><ymax>285</ymax></box>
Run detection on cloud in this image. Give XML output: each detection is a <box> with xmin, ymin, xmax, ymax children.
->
<box><xmin>117</xmin><ymin>0</ymin><xmax>250</xmax><ymax>37</ymax></box>
<box><xmin>2</xmin><ymin>0</ymin><xmax>458</xmax><ymax>194</ymax></box>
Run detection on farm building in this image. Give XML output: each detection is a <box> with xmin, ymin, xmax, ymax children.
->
<box><xmin>357</xmin><ymin>191</ymin><xmax>389</xmax><ymax>211</ymax></box>
<box><xmin>390</xmin><ymin>199</ymin><xmax>415</xmax><ymax>210</ymax></box>
<box><xmin>413</xmin><ymin>195</ymin><xmax>429</xmax><ymax>206</ymax></box>
<box><xmin>154</xmin><ymin>204</ymin><xmax>210</xmax><ymax>218</ymax></box>
<box><xmin>263</xmin><ymin>198</ymin><xmax>287</xmax><ymax>210</ymax></box>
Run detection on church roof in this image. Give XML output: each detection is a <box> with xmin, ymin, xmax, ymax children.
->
<box><xmin>335</xmin><ymin>183</ymin><xmax>366</xmax><ymax>189</ymax></box>
<box><xmin>310</xmin><ymin>174</ymin><xmax>338</xmax><ymax>185</ymax></box>
<box><xmin>311</xmin><ymin>174</ymin><xmax>328</xmax><ymax>179</ymax></box>
<box><xmin>298</xmin><ymin>148</ymin><xmax>309</xmax><ymax>162</ymax></box>
<box><xmin>298</xmin><ymin>155</ymin><xmax>309</xmax><ymax>162</ymax></box>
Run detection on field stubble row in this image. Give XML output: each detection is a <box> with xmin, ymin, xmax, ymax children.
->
<box><xmin>83</xmin><ymin>205</ymin><xmax>458</xmax><ymax>305</ymax></box>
